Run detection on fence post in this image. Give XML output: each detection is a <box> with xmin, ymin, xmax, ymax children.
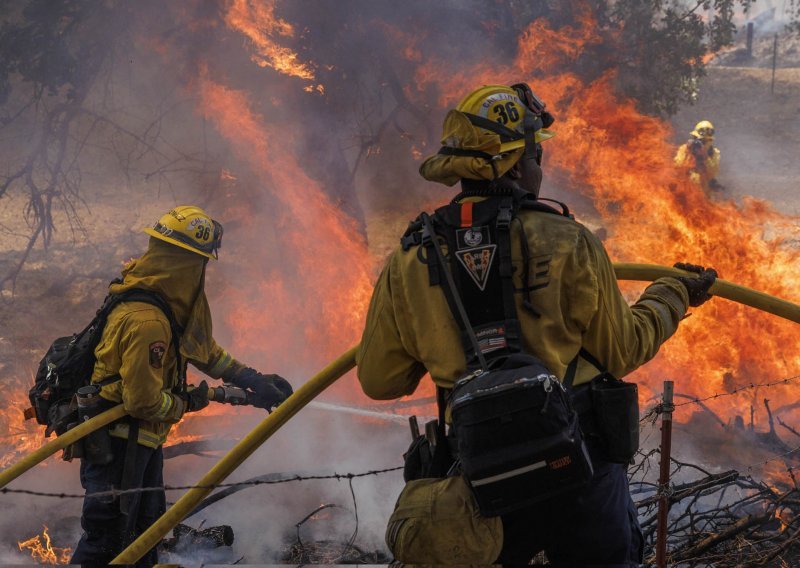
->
<box><xmin>746</xmin><ymin>22</ymin><xmax>754</xmax><ymax>58</ymax></box>
<box><xmin>656</xmin><ymin>380</ymin><xmax>675</xmax><ymax>568</ymax></box>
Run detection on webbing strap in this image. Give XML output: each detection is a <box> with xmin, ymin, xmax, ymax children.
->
<box><xmin>462</xmin><ymin>113</ymin><xmax>523</xmax><ymax>143</ymax></box>
<box><xmin>119</xmin><ymin>419</ymin><xmax>140</xmax><ymax>517</ymax></box>
<box><xmin>421</xmin><ymin>213</ymin><xmax>488</xmax><ymax>371</ymax></box>
<box><xmin>496</xmin><ymin>198</ymin><xmax>522</xmax><ymax>353</ymax></box>
<box><xmin>563</xmin><ymin>348</ymin><xmax>610</xmax><ymax>390</ymax></box>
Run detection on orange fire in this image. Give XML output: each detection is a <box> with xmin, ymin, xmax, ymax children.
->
<box><xmin>225</xmin><ymin>0</ymin><xmax>320</xmax><ymax>90</ymax></box>
<box><xmin>17</xmin><ymin>526</ymin><xmax>72</xmax><ymax>565</ymax></box>
<box><xmin>409</xmin><ymin>14</ymin><xmax>800</xmax><ymax>425</ymax></box>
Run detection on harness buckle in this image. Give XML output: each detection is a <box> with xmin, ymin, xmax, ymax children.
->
<box><xmin>497</xmin><ymin>204</ymin><xmax>513</xmax><ymax>229</ymax></box>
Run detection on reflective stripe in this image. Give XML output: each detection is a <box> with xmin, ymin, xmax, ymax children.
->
<box><xmin>154</xmin><ymin>392</ymin><xmax>173</xmax><ymax>420</ymax></box>
<box><xmin>208</xmin><ymin>351</ymin><xmax>233</xmax><ymax>377</ymax></box>
<box><xmin>470</xmin><ymin>460</ymin><xmax>547</xmax><ymax>487</ymax></box>
<box><xmin>109</xmin><ymin>424</ymin><xmax>166</xmax><ymax>448</ymax></box>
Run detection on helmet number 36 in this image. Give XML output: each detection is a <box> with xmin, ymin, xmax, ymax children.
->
<box><xmin>195</xmin><ymin>225</ymin><xmax>211</xmax><ymax>241</ymax></box>
<box><xmin>492</xmin><ymin>102</ymin><xmax>519</xmax><ymax>125</ymax></box>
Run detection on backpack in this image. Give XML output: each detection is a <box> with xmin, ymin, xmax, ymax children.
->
<box><xmin>403</xmin><ymin>193</ymin><xmax>594</xmax><ymax>516</ymax></box>
<box><xmin>27</xmin><ymin>288</ymin><xmax>183</xmax><ymax>437</ymax></box>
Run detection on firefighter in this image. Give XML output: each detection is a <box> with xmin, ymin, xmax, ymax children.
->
<box><xmin>70</xmin><ymin>206</ymin><xmax>293</xmax><ymax>566</ymax></box>
<box><xmin>674</xmin><ymin>120</ymin><xmax>723</xmax><ymax>194</ymax></box>
<box><xmin>356</xmin><ymin>85</ymin><xmax>717</xmax><ymax>565</ymax></box>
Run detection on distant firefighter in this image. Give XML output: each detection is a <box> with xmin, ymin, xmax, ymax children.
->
<box><xmin>674</xmin><ymin>120</ymin><xmax>723</xmax><ymax>194</ymax></box>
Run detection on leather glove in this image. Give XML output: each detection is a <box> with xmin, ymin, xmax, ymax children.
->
<box><xmin>708</xmin><ymin>178</ymin><xmax>725</xmax><ymax>191</ymax></box>
<box><xmin>184</xmin><ymin>380</ymin><xmax>210</xmax><ymax>413</ymax></box>
<box><xmin>673</xmin><ymin>263</ymin><xmax>718</xmax><ymax>307</ymax></box>
<box><xmin>231</xmin><ymin>367</ymin><xmax>293</xmax><ymax>410</ymax></box>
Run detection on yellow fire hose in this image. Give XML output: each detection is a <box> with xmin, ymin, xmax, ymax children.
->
<box><xmin>0</xmin><ymin>404</ymin><xmax>127</xmax><ymax>489</ymax></box>
<box><xmin>0</xmin><ymin>388</ymin><xmax>238</xmax><ymax>490</ymax></box>
<box><xmin>112</xmin><ymin>263</ymin><xmax>800</xmax><ymax>565</ymax></box>
<box><xmin>613</xmin><ymin>263</ymin><xmax>800</xmax><ymax>324</ymax></box>
<box><xmin>1</xmin><ymin>263</ymin><xmax>795</xmax><ymax>564</ymax></box>
<box><xmin>110</xmin><ymin>346</ymin><xmax>358</xmax><ymax>564</ymax></box>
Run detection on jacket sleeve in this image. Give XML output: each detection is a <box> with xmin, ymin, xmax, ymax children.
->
<box><xmin>357</xmin><ymin>258</ymin><xmax>427</xmax><ymax>400</ymax></box>
<box><xmin>190</xmin><ymin>338</ymin><xmax>246</xmax><ymax>380</ymax></box>
<box><xmin>581</xmin><ymin>230</ymin><xmax>690</xmax><ymax>379</ymax></box>
<box><xmin>118</xmin><ymin>319</ymin><xmax>186</xmax><ymax>423</ymax></box>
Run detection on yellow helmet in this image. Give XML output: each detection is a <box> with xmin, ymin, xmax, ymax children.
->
<box><xmin>143</xmin><ymin>206</ymin><xmax>223</xmax><ymax>260</ymax></box>
<box><xmin>455</xmin><ymin>84</ymin><xmax>556</xmax><ymax>152</ymax></box>
<box><xmin>691</xmin><ymin>120</ymin><xmax>715</xmax><ymax>139</ymax></box>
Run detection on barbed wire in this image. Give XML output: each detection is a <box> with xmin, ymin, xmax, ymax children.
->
<box><xmin>0</xmin><ymin>466</ymin><xmax>403</xmax><ymax>500</ymax></box>
<box><xmin>637</xmin><ymin>372</ymin><xmax>800</xmax><ymax>425</ymax></box>
<box><xmin>672</xmin><ymin>373</ymin><xmax>800</xmax><ymax>408</ymax></box>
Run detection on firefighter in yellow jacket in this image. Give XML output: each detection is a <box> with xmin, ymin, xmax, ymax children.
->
<box><xmin>71</xmin><ymin>206</ymin><xmax>293</xmax><ymax>566</ymax></box>
<box><xmin>674</xmin><ymin>120</ymin><xmax>722</xmax><ymax>195</ymax></box>
<box><xmin>357</xmin><ymin>85</ymin><xmax>717</xmax><ymax>565</ymax></box>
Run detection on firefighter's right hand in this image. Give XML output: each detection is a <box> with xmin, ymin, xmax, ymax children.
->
<box><xmin>184</xmin><ymin>380</ymin><xmax>210</xmax><ymax>413</ymax></box>
<box><xmin>673</xmin><ymin>263</ymin><xmax>718</xmax><ymax>307</ymax></box>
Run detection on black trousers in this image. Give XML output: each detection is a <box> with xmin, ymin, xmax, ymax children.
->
<box><xmin>71</xmin><ymin>436</ymin><xmax>165</xmax><ymax>567</ymax></box>
<box><xmin>497</xmin><ymin>457</ymin><xmax>644</xmax><ymax>567</ymax></box>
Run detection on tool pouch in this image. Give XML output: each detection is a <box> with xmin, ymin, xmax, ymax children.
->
<box><xmin>77</xmin><ymin>385</ymin><xmax>115</xmax><ymax>465</ymax></box>
<box><xmin>590</xmin><ymin>375</ymin><xmax>639</xmax><ymax>464</ymax></box>
<box><xmin>451</xmin><ymin>353</ymin><xmax>593</xmax><ymax>517</ymax></box>
<box><xmin>403</xmin><ymin>425</ymin><xmax>453</xmax><ymax>482</ymax></box>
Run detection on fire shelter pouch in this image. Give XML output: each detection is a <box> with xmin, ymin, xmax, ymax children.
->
<box><xmin>590</xmin><ymin>375</ymin><xmax>640</xmax><ymax>463</ymax></box>
<box><xmin>450</xmin><ymin>353</ymin><xmax>593</xmax><ymax>517</ymax></box>
<box><xmin>385</xmin><ymin>475</ymin><xmax>503</xmax><ymax>564</ymax></box>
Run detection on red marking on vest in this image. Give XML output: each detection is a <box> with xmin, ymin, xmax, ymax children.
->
<box><xmin>461</xmin><ymin>202</ymin><xmax>473</xmax><ymax>228</ymax></box>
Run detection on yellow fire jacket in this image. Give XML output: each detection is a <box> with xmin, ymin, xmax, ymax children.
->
<box><xmin>674</xmin><ymin>139</ymin><xmax>721</xmax><ymax>192</ymax></box>
<box><xmin>357</xmin><ymin>205</ymin><xmax>691</xmax><ymax>398</ymax></box>
<box><xmin>93</xmin><ymin>238</ymin><xmax>245</xmax><ymax>448</ymax></box>
<box><xmin>93</xmin><ymin>302</ymin><xmax>241</xmax><ymax>448</ymax></box>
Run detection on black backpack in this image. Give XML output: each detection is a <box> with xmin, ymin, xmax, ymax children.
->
<box><xmin>27</xmin><ymin>288</ymin><xmax>182</xmax><ymax>437</ymax></box>
<box><xmin>403</xmin><ymin>196</ymin><xmax>594</xmax><ymax>517</ymax></box>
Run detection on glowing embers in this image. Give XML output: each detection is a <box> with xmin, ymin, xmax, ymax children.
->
<box><xmin>17</xmin><ymin>525</ymin><xmax>72</xmax><ymax>565</ymax></box>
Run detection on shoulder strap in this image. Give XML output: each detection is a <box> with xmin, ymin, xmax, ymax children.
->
<box><xmin>109</xmin><ymin>289</ymin><xmax>187</xmax><ymax>392</ymax></box>
<box><xmin>563</xmin><ymin>347</ymin><xmax>612</xmax><ymax>389</ymax></box>
<box><xmin>421</xmin><ymin>212</ymin><xmax>488</xmax><ymax>371</ymax></box>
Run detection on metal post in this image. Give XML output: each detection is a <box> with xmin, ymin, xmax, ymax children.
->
<box><xmin>771</xmin><ymin>34</ymin><xmax>778</xmax><ymax>95</ymax></box>
<box><xmin>746</xmin><ymin>22</ymin><xmax>754</xmax><ymax>58</ymax></box>
<box><xmin>656</xmin><ymin>380</ymin><xmax>675</xmax><ymax>568</ymax></box>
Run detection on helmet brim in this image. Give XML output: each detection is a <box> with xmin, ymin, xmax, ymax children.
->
<box><xmin>143</xmin><ymin>228</ymin><xmax>217</xmax><ymax>260</ymax></box>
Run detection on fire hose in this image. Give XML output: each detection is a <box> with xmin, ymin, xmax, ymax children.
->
<box><xmin>0</xmin><ymin>386</ymin><xmax>252</xmax><ymax>489</ymax></box>
<box><xmin>112</xmin><ymin>264</ymin><xmax>800</xmax><ymax>565</ymax></box>
<box><xmin>0</xmin><ymin>264</ymin><xmax>794</xmax><ymax>563</ymax></box>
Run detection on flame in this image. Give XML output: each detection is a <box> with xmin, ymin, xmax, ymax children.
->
<box><xmin>0</xmin><ymin>383</ymin><xmax>50</xmax><ymax>469</ymax></box>
<box><xmin>409</xmin><ymin>14</ymin><xmax>800</xmax><ymax>424</ymax></box>
<box><xmin>17</xmin><ymin>526</ymin><xmax>72</xmax><ymax>565</ymax></box>
<box><xmin>225</xmin><ymin>0</ymin><xmax>317</xmax><ymax>82</ymax></box>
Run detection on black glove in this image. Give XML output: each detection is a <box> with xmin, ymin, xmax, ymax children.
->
<box><xmin>231</xmin><ymin>367</ymin><xmax>293</xmax><ymax>410</ymax></box>
<box><xmin>689</xmin><ymin>138</ymin><xmax>704</xmax><ymax>155</ymax></box>
<box><xmin>708</xmin><ymin>178</ymin><xmax>725</xmax><ymax>191</ymax></box>
<box><xmin>673</xmin><ymin>263</ymin><xmax>718</xmax><ymax>307</ymax></box>
<box><xmin>184</xmin><ymin>380</ymin><xmax>210</xmax><ymax>413</ymax></box>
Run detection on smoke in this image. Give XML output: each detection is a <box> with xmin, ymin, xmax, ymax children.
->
<box><xmin>2</xmin><ymin>0</ymin><xmax>800</xmax><ymax>562</ymax></box>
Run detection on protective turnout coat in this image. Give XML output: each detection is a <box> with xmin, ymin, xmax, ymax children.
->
<box><xmin>357</xmin><ymin>204</ymin><xmax>690</xmax><ymax>398</ymax></box>
<box><xmin>93</xmin><ymin>239</ymin><xmax>243</xmax><ymax>447</ymax></box>
<box><xmin>674</xmin><ymin>139</ymin><xmax>721</xmax><ymax>193</ymax></box>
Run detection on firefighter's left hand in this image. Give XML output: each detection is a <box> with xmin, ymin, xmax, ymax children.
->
<box><xmin>184</xmin><ymin>380</ymin><xmax>210</xmax><ymax>412</ymax></box>
<box><xmin>231</xmin><ymin>367</ymin><xmax>293</xmax><ymax>410</ymax></box>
